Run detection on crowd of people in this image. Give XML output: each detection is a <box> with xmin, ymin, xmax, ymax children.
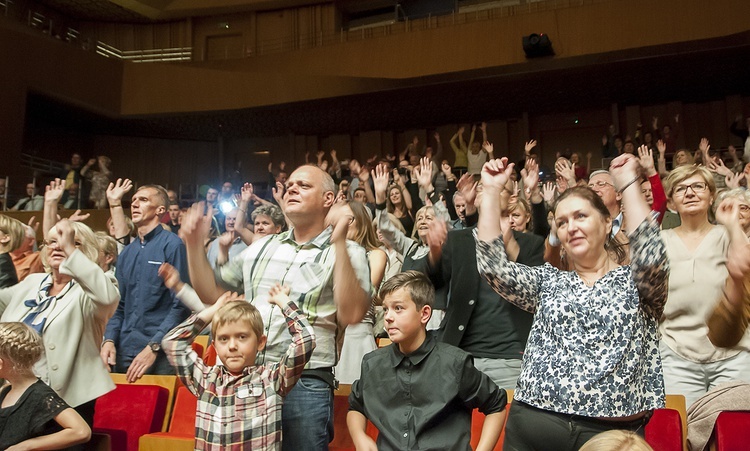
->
<box><xmin>0</xmin><ymin>117</ymin><xmax>749</xmax><ymax>450</ymax></box>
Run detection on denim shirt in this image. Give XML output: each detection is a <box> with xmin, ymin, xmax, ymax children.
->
<box><xmin>105</xmin><ymin>225</ymin><xmax>190</xmax><ymax>358</ymax></box>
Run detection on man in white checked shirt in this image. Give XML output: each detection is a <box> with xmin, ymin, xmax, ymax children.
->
<box><xmin>182</xmin><ymin>164</ymin><xmax>373</xmax><ymax>450</ymax></box>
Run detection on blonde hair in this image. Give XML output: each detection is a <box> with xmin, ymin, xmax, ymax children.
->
<box><xmin>664</xmin><ymin>165</ymin><xmax>715</xmax><ymax>199</ymax></box>
<box><xmin>411</xmin><ymin>206</ymin><xmax>436</xmax><ymax>243</ymax></box>
<box><xmin>95</xmin><ymin>231</ymin><xmax>118</xmax><ymax>270</ymax></box>
<box><xmin>0</xmin><ymin>214</ymin><xmax>26</xmax><ymax>252</ymax></box>
<box><xmin>0</xmin><ymin>322</ymin><xmax>44</xmax><ymax>373</ymax></box>
<box><xmin>42</xmin><ymin>221</ymin><xmax>100</xmax><ymax>271</ymax></box>
<box><xmin>579</xmin><ymin>430</ymin><xmax>653</xmax><ymax>451</ymax></box>
<box><xmin>211</xmin><ymin>301</ymin><xmax>264</xmax><ymax>340</ymax></box>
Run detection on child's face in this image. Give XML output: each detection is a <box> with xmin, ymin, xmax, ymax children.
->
<box><xmin>214</xmin><ymin>321</ymin><xmax>266</xmax><ymax>375</ymax></box>
<box><xmin>382</xmin><ymin>288</ymin><xmax>431</xmax><ymax>349</ymax></box>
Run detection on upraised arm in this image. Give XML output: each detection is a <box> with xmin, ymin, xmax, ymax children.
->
<box><xmin>106</xmin><ymin>178</ymin><xmax>133</xmax><ymax>240</ymax></box>
<box><xmin>43</xmin><ymin>178</ymin><xmax>66</xmax><ymax>239</ymax></box>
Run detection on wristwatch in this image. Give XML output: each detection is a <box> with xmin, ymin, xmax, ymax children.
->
<box><xmin>148</xmin><ymin>342</ymin><xmax>161</xmax><ymax>353</ymax></box>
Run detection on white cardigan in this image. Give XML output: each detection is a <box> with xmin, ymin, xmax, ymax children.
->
<box><xmin>0</xmin><ymin>250</ymin><xmax>120</xmax><ymax>407</ymax></box>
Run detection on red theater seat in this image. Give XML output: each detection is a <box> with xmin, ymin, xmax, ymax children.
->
<box><xmin>138</xmin><ymin>386</ymin><xmax>198</xmax><ymax>451</ymax></box>
<box><xmin>645</xmin><ymin>408</ymin><xmax>683</xmax><ymax>451</ymax></box>
<box><xmin>714</xmin><ymin>411</ymin><xmax>750</xmax><ymax>451</ymax></box>
<box><xmin>93</xmin><ymin>384</ymin><xmax>169</xmax><ymax>451</ymax></box>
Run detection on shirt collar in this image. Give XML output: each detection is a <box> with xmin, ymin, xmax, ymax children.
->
<box><xmin>388</xmin><ymin>334</ymin><xmax>436</xmax><ymax>368</ymax></box>
<box><xmin>612</xmin><ymin>212</ymin><xmax>623</xmax><ymax>237</ymax></box>
<box><xmin>140</xmin><ymin>223</ymin><xmax>164</xmax><ymax>243</ymax></box>
<box><xmin>279</xmin><ymin>226</ymin><xmax>333</xmax><ymax>249</ymax></box>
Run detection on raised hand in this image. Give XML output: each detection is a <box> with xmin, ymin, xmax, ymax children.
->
<box><xmin>106</xmin><ymin>178</ymin><xmax>133</xmax><ymax>205</ymax></box>
<box><xmin>637</xmin><ymin>145</ymin><xmax>656</xmax><ymax>176</ymax></box>
<box><xmin>433</xmin><ymin>131</ymin><xmax>441</xmax><ymax>142</ymax></box>
<box><xmin>542</xmin><ymin>182</ymin><xmax>556</xmax><ymax>204</ymax></box>
<box><xmin>373</xmin><ymin>164</ymin><xmax>390</xmax><ymax>203</ymax></box>
<box><xmin>272</xmin><ymin>182</ymin><xmax>285</xmax><ymax>208</ymax></box>
<box><xmin>180</xmin><ymin>202</ymin><xmax>213</xmax><ymax>247</ymax></box>
<box><xmin>330</xmin><ymin>149</ymin><xmax>337</xmax><ymax>159</ymax></box>
<box><xmin>415</xmin><ymin>157</ymin><xmax>433</xmax><ymax>190</ymax></box>
<box><xmin>524</xmin><ymin>140</ymin><xmax>538</xmax><ymax>153</ymax></box>
<box><xmin>240</xmin><ymin>183</ymin><xmax>254</xmax><ymax>203</ymax></box>
<box><xmin>425</xmin><ymin>218</ymin><xmax>447</xmax><ymax>254</ymax></box>
<box><xmin>67</xmin><ymin>210</ymin><xmax>90</xmax><ymax>222</ymax></box>
<box><xmin>441</xmin><ymin>161</ymin><xmax>453</xmax><ymax>179</ymax></box>
<box><xmin>45</xmin><ymin>178</ymin><xmax>66</xmax><ymax>203</ymax></box>
<box><xmin>521</xmin><ymin>158</ymin><xmax>539</xmax><ymax>192</ymax></box>
<box><xmin>482</xmin><ymin>141</ymin><xmax>494</xmax><ymax>154</ymax></box>
<box><xmin>457</xmin><ymin>126</ymin><xmax>465</xmax><ymax>135</ymax></box>
<box><xmin>480</xmin><ymin>122</ymin><xmax>487</xmax><ymax>133</ymax></box>
<box><xmin>715</xmin><ymin>197</ymin><xmax>740</xmax><ymax>227</ymax></box>
<box><xmin>699</xmin><ymin>138</ymin><xmax>710</xmax><ymax>154</ymax></box>
<box><xmin>609</xmin><ymin>153</ymin><xmax>640</xmax><ymax>190</ymax></box>
<box><xmin>656</xmin><ymin>139</ymin><xmax>666</xmax><ymax>156</ymax></box>
<box><xmin>55</xmin><ymin>218</ymin><xmax>77</xmax><ymax>256</ymax></box>
<box><xmin>316</xmin><ymin>150</ymin><xmax>325</xmax><ymax>162</ymax></box>
<box><xmin>725</xmin><ymin>172</ymin><xmax>743</xmax><ymax>190</ymax></box>
<box><xmin>358</xmin><ymin>166</ymin><xmax>371</xmax><ymax>182</ymax></box>
<box><xmin>456</xmin><ymin>173</ymin><xmax>477</xmax><ymax>206</ymax></box>
<box><xmin>268</xmin><ymin>283</ymin><xmax>292</xmax><ymax>309</ymax></box>
<box><xmin>329</xmin><ymin>205</ymin><xmax>353</xmax><ymax>244</ymax></box>
<box><xmin>27</xmin><ymin>216</ymin><xmax>39</xmax><ymax>233</ymax></box>
<box><xmin>218</xmin><ymin>231</ymin><xmax>235</xmax><ymax>251</ymax></box>
<box><xmin>480</xmin><ymin>158</ymin><xmax>514</xmax><ymax>192</ymax></box>
<box><xmin>555</xmin><ymin>159</ymin><xmax>576</xmax><ymax>183</ymax></box>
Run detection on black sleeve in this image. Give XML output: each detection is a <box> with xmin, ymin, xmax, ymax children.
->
<box><xmin>443</xmin><ymin>180</ymin><xmax>458</xmax><ymax>221</ymax></box>
<box><xmin>0</xmin><ymin>254</ymin><xmax>18</xmax><ymax>289</ymax></box>
<box><xmin>406</xmin><ymin>180</ymin><xmax>423</xmax><ymax>216</ymax></box>
<box><xmin>515</xmin><ymin>232</ymin><xmax>545</xmax><ymax>267</ymax></box>
<box><xmin>530</xmin><ymin>200</ymin><xmax>550</xmax><ymax>238</ymax></box>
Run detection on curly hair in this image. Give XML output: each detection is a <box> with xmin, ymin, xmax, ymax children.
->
<box><xmin>0</xmin><ymin>322</ymin><xmax>44</xmax><ymax>374</ymax></box>
<box><xmin>251</xmin><ymin>204</ymin><xmax>286</xmax><ymax>231</ymax></box>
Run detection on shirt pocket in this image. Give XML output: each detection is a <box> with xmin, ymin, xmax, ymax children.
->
<box><xmin>292</xmin><ymin>262</ymin><xmax>327</xmax><ymax>297</ymax></box>
<box><xmin>234</xmin><ymin>383</ymin><xmax>266</xmax><ymax>420</ymax></box>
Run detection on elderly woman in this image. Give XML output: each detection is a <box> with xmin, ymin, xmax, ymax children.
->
<box><xmin>660</xmin><ymin>166</ymin><xmax>750</xmax><ymax>406</ymax></box>
<box><xmin>0</xmin><ymin>219</ymin><xmax>119</xmax><ymax>429</ymax></box>
<box><xmin>476</xmin><ymin>155</ymin><xmax>669</xmax><ymax>448</ymax></box>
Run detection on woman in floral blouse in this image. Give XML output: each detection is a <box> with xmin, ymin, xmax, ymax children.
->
<box><xmin>475</xmin><ymin>154</ymin><xmax>669</xmax><ymax>450</ymax></box>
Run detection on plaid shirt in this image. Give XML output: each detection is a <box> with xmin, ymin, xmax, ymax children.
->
<box><xmin>162</xmin><ymin>302</ymin><xmax>315</xmax><ymax>451</ymax></box>
<box><xmin>215</xmin><ymin>227</ymin><xmax>372</xmax><ymax>369</ymax></box>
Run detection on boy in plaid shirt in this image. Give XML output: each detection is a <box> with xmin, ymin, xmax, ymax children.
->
<box><xmin>162</xmin><ymin>284</ymin><xmax>315</xmax><ymax>450</ymax></box>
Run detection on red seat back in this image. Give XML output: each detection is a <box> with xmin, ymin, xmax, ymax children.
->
<box><xmin>169</xmin><ymin>386</ymin><xmax>198</xmax><ymax>435</ymax></box>
<box><xmin>93</xmin><ymin>384</ymin><xmax>169</xmax><ymax>451</ymax></box>
<box><xmin>204</xmin><ymin>344</ymin><xmax>217</xmax><ymax>366</ymax></box>
<box><xmin>645</xmin><ymin>408</ymin><xmax>683</xmax><ymax>451</ymax></box>
<box><xmin>714</xmin><ymin>411</ymin><xmax>750</xmax><ymax>451</ymax></box>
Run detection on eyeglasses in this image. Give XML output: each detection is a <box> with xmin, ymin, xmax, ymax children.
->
<box><xmin>739</xmin><ymin>204</ymin><xmax>750</xmax><ymax>213</ymax></box>
<box><xmin>673</xmin><ymin>182</ymin><xmax>708</xmax><ymax>197</ymax></box>
<box><xmin>588</xmin><ymin>181</ymin><xmax>612</xmax><ymax>189</ymax></box>
<box><xmin>43</xmin><ymin>239</ymin><xmax>82</xmax><ymax>248</ymax></box>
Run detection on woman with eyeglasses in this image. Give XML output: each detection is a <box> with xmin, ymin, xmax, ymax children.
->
<box><xmin>660</xmin><ymin>165</ymin><xmax>750</xmax><ymax>407</ymax></box>
<box><xmin>0</xmin><ymin>218</ymin><xmax>120</xmax><ymax>439</ymax></box>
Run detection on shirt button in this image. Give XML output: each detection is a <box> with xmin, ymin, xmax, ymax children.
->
<box><xmin>51</xmin><ymin>364</ymin><xmax>59</xmax><ymax>371</ymax></box>
<box><xmin>468</xmin><ymin>300</ymin><xmax>475</xmax><ymax>305</ymax></box>
<box><xmin>458</xmin><ymin>325</ymin><xmax>465</xmax><ymax>331</ymax></box>
<box><xmin>48</xmin><ymin>344</ymin><xmax>56</xmax><ymax>350</ymax></box>
<box><xmin>403</xmin><ymin>433</ymin><xmax>408</xmax><ymax>438</ymax></box>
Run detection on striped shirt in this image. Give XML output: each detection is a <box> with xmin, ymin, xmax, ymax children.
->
<box><xmin>162</xmin><ymin>303</ymin><xmax>315</xmax><ymax>451</ymax></box>
<box><xmin>215</xmin><ymin>226</ymin><xmax>372</xmax><ymax>368</ymax></box>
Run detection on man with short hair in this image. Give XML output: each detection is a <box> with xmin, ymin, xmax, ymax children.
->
<box><xmin>206</xmin><ymin>208</ymin><xmax>247</xmax><ymax>269</ymax></box>
<box><xmin>166</xmin><ymin>202</ymin><xmax>181</xmax><ymax>234</ymax></box>
<box><xmin>11</xmin><ymin>222</ymin><xmax>44</xmax><ymax>281</ymax></box>
<box><xmin>101</xmin><ymin>184</ymin><xmax>191</xmax><ymax>382</ymax></box>
<box><xmin>11</xmin><ymin>183</ymin><xmax>44</xmax><ymax>211</ymax></box>
<box><xmin>182</xmin><ymin>165</ymin><xmax>372</xmax><ymax>451</ymax></box>
<box><xmin>588</xmin><ymin>170</ymin><xmax>623</xmax><ymax>237</ymax></box>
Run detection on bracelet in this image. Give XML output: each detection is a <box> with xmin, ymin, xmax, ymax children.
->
<box><xmin>110</xmin><ymin>204</ymin><xmax>122</xmax><ymax>208</ymax></box>
<box><xmin>238</xmin><ymin>208</ymin><xmax>246</xmax><ymax>213</ymax></box>
<box><xmin>616</xmin><ymin>176</ymin><xmax>640</xmax><ymax>193</ymax></box>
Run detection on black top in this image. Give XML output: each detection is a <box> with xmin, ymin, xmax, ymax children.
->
<box><xmin>0</xmin><ymin>380</ymin><xmax>69</xmax><ymax>449</ymax></box>
<box><xmin>0</xmin><ymin>252</ymin><xmax>18</xmax><ymax>289</ymax></box>
<box><xmin>349</xmin><ymin>335</ymin><xmax>507</xmax><ymax>451</ymax></box>
<box><xmin>428</xmin><ymin>228</ymin><xmax>545</xmax><ymax>358</ymax></box>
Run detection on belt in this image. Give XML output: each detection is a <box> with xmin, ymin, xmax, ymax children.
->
<box><xmin>302</xmin><ymin>367</ymin><xmax>337</xmax><ymax>389</ymax></box>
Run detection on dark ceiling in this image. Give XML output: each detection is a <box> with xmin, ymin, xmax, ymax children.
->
<box><xmin>36</xmin><ymin>0</ymin><xmax>152</xmax><ymax>22</ymax></box>
<box><xmin>25</xmin><ymin>31</ymin><xmax>750</xmax><ymax>142</ymax></box>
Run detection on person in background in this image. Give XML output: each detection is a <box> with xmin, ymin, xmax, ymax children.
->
<box><xmin>11</xmin><ymin>183</ymin><xmax>44</xmax><ymax>211</ymax></box>
<box><xmin>166</xmin><ymin>202</ymin><xmax>181</xmax><ymax>234</ymax></box>
<box><xmin>10</xmin><ymin>219</ymin><xmax>44</xmax><ymax>282</ymax></box>
<box><xmin>0</xmin><ymin>214</ymin><xmax>25</xmax><ymax>288</ymax></box>
<box><xmin>80</xmin><ymin>156</ymin><xmax>113</xmax><ymax>209</ymax></box>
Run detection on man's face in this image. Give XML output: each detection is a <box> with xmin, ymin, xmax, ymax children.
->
<box><xmin>71</xmin><ymin>154</ymin><xmax>81</xmax><ymax>167</ymax></box>
<box><xmin>131</xmin><ymin>188</ymin><xmax>164</xmax><ymax>227</ymax></box>
<box><xmin>588</xmin><ymin>173</ymin><xmax>619</xmax><ymax>212</ymax></box>
<box><xmin>454</xmin><ymin>194</ymin><xmax>467</xmax><ymax>221</ymax></box>
<box><xmin>641</xmin><ymin>180</ymin><xmax>653</xmax><ymax>206</ymax></box>
<box><xmin>214</xmin><ymin>320</ymin><xmax>266</xmax><ymax>375</ymax></box>
<box><xmin>206</xmin><ymin>188</ymin><xmax>218</xmax><ymax>204</ymax></box>
<box><xmin>26</xmin><ymin>184</ymin><xmax>35</xmax><ymax>197</ymax></box>
<box><xmin>167</xmin><ymin>190</ymin><xmax>178</xmax><ymax>203</ymax></box>
<box><xmin>225</xmin><ymin>209</ymin><xmax>238</xmax><ymax>232</ymax></box>
<box><xmin>221</xmin><ymin>182</ymin><xmax>233</xmax><ymax>195</ymax></box>
<box><xmin>168</xmin><ymin>205</ymin><xmax>180</xmax><ymax>221</ymax></box>
<box><xmin>349</xmin><ymin>160</ymin><xmax>361</xmax><ymax>176</ymax></box>
<box><xmin>284</xmin><ymin>167</ymin><xmax>333</xmax><ymax>219</ymax></box>
<box><xmin>276</xmin><ymin>171</ymin><xmax>288</xmax><ymax>186</ymax></box>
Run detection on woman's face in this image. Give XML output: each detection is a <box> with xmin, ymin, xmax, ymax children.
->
<box><xmin>389</xmin><ymin>187</ymin><xmax>402</xmax><ymax>205</ymax></box>
<box><xmin>414</xmin><ymin>209</ymin><xmax>435</xmax><ymax>241</ymax></box>
<box><xmin>675</xmin><ymin>151</ymin><xmax>688</xmax><ymax>166</ymax></box>
<box><xmin>570</xmin><ymin>153</ymin><xmax>580</xmax><ymax>164</ymax></box>
<box><xmin>509</xmin><ymin>206</ymin><xmax>530</xmax><ymax>232</ymax></box>
<box><xmin>45</xmin><ymin>229</ymin><xmax>77</xmax><ymax>271</ymax></box>
<box><xmin>555</xmin><ymin>195</ymin><xmax>611</xmax><ymax>262</ymax></box>
<box><xmin>254</xmin><ymin>214</ymin><xmax>281</xmax><ymax>238</ymax></box>
<box><xmin>670</xmin><ymin>174</ymin><xmax>712</xmax><ymax>217</ymax></box>
<box><xmin>735</xmin><ymin>198</ymin><xmax>750</xmax><ymax>233</ymax></box>
<box><xmin>107</xmin><ymin>218</ymin><xmax>116</xmax><ymax>237</ymax></box>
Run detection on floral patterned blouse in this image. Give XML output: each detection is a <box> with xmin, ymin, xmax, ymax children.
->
<box><xmin>475</xmin><ymin>217</ymin><xmax>669</xmax><ymax>417</ymax></box>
